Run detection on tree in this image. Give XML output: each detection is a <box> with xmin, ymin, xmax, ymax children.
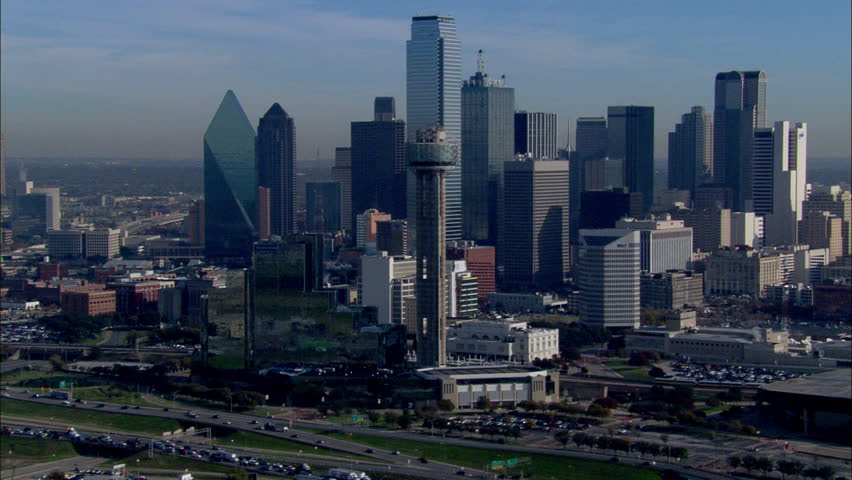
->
<box><xmin>669</xmin><ymin>447</ymin><xmax>688</xmax><ymax>461</ymax></box>
<box><xmin>648</xmin><ymin>366</ymin><xmax>665</xmax><ymax>377</ymax></box>
<box><xmin>383</xmin><ymin>411</ymin><xmax>400</xmax><ymax>425</ymax></box>
<box><xmin>46</xmin><ymin>471</ymin><xmax>65</xmax><ymax>480</ymax></box>
<box><xmin>727</xmin><ymin>456</ymin><xmax>742</xmax><ymax>471</ymax></box>
<box><xmin>586</xmin><ymin>403</ymin><xmax>610</xmax><ymax>417</ymax></box>
<box><xmin>572</xmin><ymin>432</ymin><xmax>587</xmax><ymax>449</ymax></box>
<box><xmin>817</xmin><ymin>465</ymin><xmax>836</xmax><ymax>480</ymax></box>
<box><xmin>554</xmin><ymin>431</ymin><xmax>571</xmax><ymax>448</ymax></box>
<box><xmin>397</xmin><ymin>415</ymin><xmax>413</xmax><ymax>430</ymax></box>
<box><xmin>475</xmin><ymin>396</ymin><xmax>494</xmax><ymax>412</ymax></box>
<box><xmin>778</xmin><ymin>459</ymin><xmax>805</xmax><ymax>479</ymax></box>
<box><xmin>754</xmin><ymin>457</ymin><xmax>775</xmax><ymax>477</ymax></box>
<box><xmin>437</xmin><ymin>399</ymin><xmax>455</xmax><ymax>412</ymax></box>
<box><xmin>742</xmin><ymin>455</ymin><xmax>758</xmax><ymax>474</ymax></box>
<box><xmin>367</xmin><ymin>411</ymin><xmax>381</xmax><ymax>424</ymax></box>
<box><xmin>563</xmin><ymin>347</ymin><xmax>582</xmax><ymax>361</ymax></box>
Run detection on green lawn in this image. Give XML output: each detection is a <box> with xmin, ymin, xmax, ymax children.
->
<box><xmin>0</xmin><ymin>369</ymin><xmax>57</xmax><ymax>384</ymax></box>
<box><xmin>322</xmin><ymin>431</ymin><xmax>659</xmax><ymax>480</ymax></box>
<box><xmin>73</xmin><ymin>386</ymin><xmax>162</xmax><ymax>407</ymax></box>
<box><xmin>0</xmin><ymin>398</ymin><xmax>182</xmax><ymax>435</ymax></box>
<box><xmin>1</xmin><ymin>436</ymin><xmax>79</xmax><ymax>469</ymax></box>
<box><xmin>602</xmin><ymin>360</ymin><xmax>653</xmax><ymax>380</ymax></box>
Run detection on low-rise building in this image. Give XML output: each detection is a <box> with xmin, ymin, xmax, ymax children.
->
<box><xmin>488</xmin><ymin>292</ymin><xmax>564</xmax><ymax>314</ymax></box>
<box><xmin>640</xmin><ymin>270</ymin><xmax>704</xmax><ymax>309</ymax></box>
<box><xmin>61</xmin><ymin>290</ymin><xmax>117</xmax><ymax>318</ymax></box>
<box><xmin>446</xmin><ymin>317</ymin><xmax>559</xmax><ymax>364</ymax></box>
<box><xmin>704</xmin><ymin>246</ymin><xmax>783</xmax><ymax>296</ymax></box>
<box><xmin>418</xmin><ymin>365</ymin><xmax>559</xmax><ymax>409</ymax></box>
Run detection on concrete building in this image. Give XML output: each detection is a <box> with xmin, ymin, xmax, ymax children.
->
<box><xmin>332</xmin><ymin>147</ymin><xmax>353</xmax><ymax>232</ymax></box>
<box><xmin>803</xmin><ymin>186</ymin><xmax>851</xmax><ymax>256</ymax></box>
<box><xmin>30</xmin><ymin>187</ymin><xmax>61</xmax><ymax>231</ymax></box>
<box><xmin>514</xmin><ymin>111</ymin><xmax>558</xmax><ymax>161</ymax></box>
<box><xmin>608</xmin><ymin>106</ymin><xmax>654</xmax><ymax>212</ymax></box>
<box><xmin>487</xmin><ymin>292</ymin><xmax>563</xmax><ymax>314</ymax></box>
<box><xmin>47</xmin><ymin>228</ymin><xmax>119</xmax><ymax>260</ymax></box>
<box><xmin>765</xmin><ymin>283</ymin><xmax>814</xmax><ymax>307</ymax></box>
<box><xmin>579</xmin><ymin>188</ymin><xmax>644</xmax><ymax>231</ymax></box>
<box><xmin>758</xmin><ymin>122</ymin><xmax>808</xmax><ymax>246</ymax></box>
<box><xmin>406</xmin><ymin>15</ymin><xmax>463</xmax><ymax>243</ymax></box>
<box><xmin>409</xmin><ymin>125</ymin><xmax>458</xmax><ymax>367</ymax></box>
<box><xmin>185</xmin><ymin>200</ymin><xmax>205</xmax><ymax>246</ymax></box>
<box><xmin>85</xmin><ymin>228</ymin><xmax>120</xmax><ymax>259</ymax></box>
<box><xmin>446</xmin><ymin>260</ymin><xmax>478</xmax><ymax>318</ymax></box>
<box><xmin>668</xmin><ymin>106</ymin><xmax>712</xmax><ymax>200</ymax></box>
<box><xmin>578</xmin><ymin>229</ymin><xmax>641</xmax><ymax>329</ymax></box>
<box><xmin>305</xmin><ymin>182</ymin><xmax>342</xmax><ymax>233</ymax></box>
<box><xmin>356</xmin><ymin>209</ymin><xmax>391</xmax><ymax>251</ymax></box>
<box><xmin>360</xmin><ymin>253</ymin><xmax>416</xmax><ymax>326</ymax></box>
<box><xmin>109</xmin><ymin>281</ymin><xmax>163</xmax><ymax>316</ymax></box>
<box><xmin>418</xmin><ymin>365</ymin><xmax>559</xmax><ymax>409</ymax></box>
<box><xmin>375</xmin><ymin>219</ymin><xmax>408</xmax><ymax>256</ymax></box>
<box><xmin>731</xmin><ymin>211</ymin><xmax>764</xmax><ymax>248</ymax></box>
<box><xmin>256</xmin><ymin>186</ymin><xmax>271</xmax><ymax>240</ymax></box>
<box><xmin>571</xmin><ymin>116</ymin><xmax>608</xmax><ymax>243</ymax></box>
<box><xmin>502</xmin><ymin>156</ymin><xmax>570</xmax><ymax>291</ymax></box>
<box><xmin>461</xmin><ymin>51</ymin><xmax>514</xmax><ymax>244</ymax></box>
<box><xmin>695</xmin><ymin>183</ymin><xmax>733</xmax><ymax>210</ymax></box>
<box><xmin>615</xmin><ymin>217</ymin><xmax>693</xmax><ymax>273</ymax></box>
<box><xmin>60</xmin><ymin>289</ymin><xmax>117</xmax><ymax>318</ymax></box>
<box><xmin>446</xmin><ymin>318</ymin><xmax>559</xmax><ymax>363</ymax></box>
<box><xmin>640</xmin><ymin>270</ymin><xmax>704</xmax><ymax>310</ymax></box>
<box><xmin>799</xmin><ymin>211</ymin><xmax>843</xmax><ymax>263</ymax></box>
<box><xmin>38</xmin><ymin>262</ymin><xmax>68</xmax><ymax>281</ymax></box>
<box><xmin>704</xmin><ymin>247</ymin><xmax>783</xmax><ymax>296</ymax></box>
<box><xmin>670</xmin><ymin>207</ymin><xmax>731</xmax><ymax>253</ymax></box>
<box><xmin>447</xmin><ymin>242</ymin><xmax>495</xmax><ymax>306</ymax></box>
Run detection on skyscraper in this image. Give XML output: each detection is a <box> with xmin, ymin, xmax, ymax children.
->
<box><xmin>502</xmin><ymin>157</ymin><xmax>570</xmax><ymax>291</ymax></box>
<box><xmin>713</xmin><ymin>70</ymin><xmax>767</xmax><ymax>211</ymax></box>
<box><xmin>407</xmin><ymin>15</ymin><xmax>463</xmax><ymax>243</ymax></box>
<box><xmin>305</xmin><ymin>182</ymin><xmax>341</xmax><ymax>233</ymax></box>
<box><xmin>572</xmin><ymin>116</ymin><xmax>608</xmax><ymax>243</ymax></box>
<box><xmin>351</xmin><ymin>98</ymin><xmax>407</xmax><ymax>222</ymax></box>
<box><xmin>332</xmin><ymin>147</ymin><xmax>352</xmax><ymax>231</ymax></box>
<box><xmin>607</xmin><ymin>106</ymin><xmax>655</xmax><ymax>213</ymax></box>
<box><xmin>0</xmin><ymin>134</ymin><xmax>5</xmax><ymax>198</ymax></box>
<box><xmin>409</xmin><ymin>125</ymin><xmax>457</xmax><ymax>368</ymax></box>
<box><xmin>514</xmin><ymin>111</ymin><xmax>558</xmax><ymax>160</ymax></box>
<box><xmin>762</xmin><ymin>121</ymin><xmax>807</xmax><ymax>246</ymax></box>
<box><xmin>578</xmin><ymin>229</ymin><xmax>641</xmax><ymax>330</ymax></box>
<box><xmin>256</xmin><ymin>103</ymin><xmax>296</xmax><ymax>237</ymax></box>
<box><xmin>461</xmin><ymin>50</ymin><xmax>514</xmax><ymax>244</ymax></box>
<box><xmin>668</xmin><ymin>106</ymin><xmax>713</xmax><ymax>199</ymax></box>
<box><xmin>204</xmin><ymin>90</ymin><xmax>257</xmax><ymax>265</ymax></box>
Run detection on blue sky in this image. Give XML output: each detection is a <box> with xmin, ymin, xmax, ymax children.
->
<box><xmin>2</xmin><ymin>0</ymin><xmax>850</xmax><ymax>160</ymax></box>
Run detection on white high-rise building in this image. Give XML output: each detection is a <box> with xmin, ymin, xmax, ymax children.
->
<box><xmin>514</xmin><ymin>111</ymin><xmax>558</xmax><ymax>160</ymax></box>
<box><xmin>614</xmin><ymin>217</ymin><xmax>693</xmax><ymax>273</ymax></box>
<box><xmin>406</xmin><ymin>15</ymin><xmax>463</xmax><ymax>243</ymax></box>
<box><xmin>446</xmin><ymin>260</ymin><xmax>478</xmax><ymax>318</ymax></box>
<box><xmin>755</xmin><ymin>121</ymin><xmax>807</xmax><ymax>246</ymax></box>
<box><xmin>578</xmin><ymin>229</ymin><xmax>641</xmax><ymax>329</ymax></box>
<box><xmin>731</xmin><ymin>212</ymin><xmax>764</xmax><ymax>248</ymax></box>
<box><xmin>360</xmin><ymin>253</ymin><xmax>416</xmax><ymax>325</ymax></box>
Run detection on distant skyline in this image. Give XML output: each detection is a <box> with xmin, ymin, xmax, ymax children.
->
<box><xmin>1</xmin><ymin>1</ymin><xmax>850</xmax><ymax>160</ymax></box>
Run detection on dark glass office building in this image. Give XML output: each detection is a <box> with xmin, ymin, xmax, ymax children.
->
<box><xmin>257</xmin><ymin>103</ymin><xmax>296</xmax><ymax>237</ymax></box>
<box><xmin>305</xmin><ymin>181</ymin><xmax>342</xmax><ymax>233</ymax></box>
<box><xmin>579</xmin><ymin>188</ymin><xmax>643</xmax><ymax>230</ymax></box>
<box><xmin>607</xmin><ymin>105</ymin><xmax>654</xmax><ymax>213</ymax></box>
<box><xmin>203</xmin><ymin>90</ymin><xmax>257</xmax><ymax>266</ymax></box>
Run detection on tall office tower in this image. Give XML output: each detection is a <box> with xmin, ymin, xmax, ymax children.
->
<box><xmin>374</xmin><ymin>97</ymin><xmax>396</xmax><ymax>121</ymax></box>
<box><xmin>0</xmin><ymin>134</ymin><xmax>5</xmax><ymax>197</ymax></box>
<box><xmin>514</xmin><ymin>111</ymin><xmax>558</xmax><ymax>160</ymax></box>
<box><xmin>751</xmin><ymin>127</ymin><xmax>775</xmax><ymax>215</ymax></box>
<box><xmin>731</xmin><ymin>211</ymin><xmax>764</xmax><ymax>248</ymax></box>
<box><xmin>670</xmin><ymin>207</ymin><xmax>732</xmax><ymax>253</ymax></box>
<box><xmin>446</xmin><ymin>260</ymin><xmax>478</xmax><ymax>318</ymax></box>
<box><xmin>361</xmin><ymin>252</ymin><xmax>416</xmax><ymax>325</ymax></box>
<box><xmin>713</xmin><ymin>70</ymin><xmax>767</xmax><ymax>210</ymax></box>
<box><xmin>29</xmin><ymin>187</ymin><xmax>61</xmax><ymax>231</ymax></box>
<box><xmin>694</xmin><ymin>183</ymin><xmax>733</xmax><ymax>210</ymax></box>
<box><xmin>502</xmin><ymin>157</ymin><xmax>570</xmax><ymax>291</ymax></box>
<box><xmin>305</xmin><ymin>182</ymin><xmax>342</xmax><ymax>233</ymax></box>
<box><xmin>803</xmin><ymin>186</ymin><xmax>851</xmax><ymax>255</ymax></box>
<box><xmin>579</xmin><ymin>188</ymin><xmax>643</xmax><ymax>230</ymax></box>
<box><xmin>407</xmin><ymin>15</ymin><xmax>463</xmax><ymax>243</ymax></box>
<box><xmin>185</xmin><ymin>200</ymin><xmax>205</xmax><ymax>246</ymax></box>
<box><xmin>351</xmin><ymin>98</ymin><xmax>407</xmax><ymax>222</ymax></box>
<box><xmin>608</xmin><ymin>106</ymin><xmax>654</xmax><ymax>213</ymax></box>
<box><xmin>257</xmin><ymin>186</ymin><xmax>271</xmax><ymax>240</ymax></box>
<box><xmin>409</xmin><ymin>125</ymin><xmax>457</xmax><ymax>367</ymax></box>
<box><xmin>799</xmin><ymin>212</ymin><xmax>843</xmax><ymax>263</ymax></box>
<box><xmin>204</xmin><ymin>90</ymin><xmax>257</xmax><ymax>265</ymax></box>
<box><xmin>356</xmin><ymin>209</ymin><xmax>391</xmax><ymax>249</ymax></box>
<box><xmin>447</xmin><ymin>242</ymin><xmax>496</xmax><ymax>306</ymax></box>
<box><xmin>332</xmin><ymin>147</ymin><xmax>352</xmax><ymax>232</ymax></box>
<box><xmin>256</xmin><ymin>102</ymin><xmax>296</xmax><ymax>237</ymax></box>
<box><xmin>578</xmin><ymin>229</ymin><xmax>641</xmax><ymax>330</ymax></box>
<box><xmin>571</xmin><ymin>117</ymin><xmax>608</xmax><ymax>242</ymax></box>
<box><xmin>376</xmin><ymin>219</ymin><xmax>408</xmax><ymax>256</ymax></box>
<box><xmin>461</xmin><ymin>50</ymin><xmax>514</xmax><ymax>244</ymax></box>
<box><xmin>760</xmin><ymin>122</ymin><xmax>807</xmax><ymax>246</ymax></box>
<box><xmin>668</xmin><ymin>106</ymin><xmax>713</xmax><ymax>199</ymax></box>
<box><xmin>614</xmin><ymin>217</ymin><xmax>693</xmax><ymax>273</ymax></box>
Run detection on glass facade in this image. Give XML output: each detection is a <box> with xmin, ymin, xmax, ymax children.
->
<box><xmin>203</xmin><ymin>269</ymin><xmax>247</xmax><ymax>370</ymax></box>
<box><xmin>407</xmin><ymin>15</ymin><xmax>463</xmax><ymax>242</ymax></box>
<box><xmin>257</xmin><ymin>103</ymin><xmax>296</xmax><ymax>237</ymax></box>
<box><xmin>305</xmin><ymin>181</ymin><xmax>342</xmax><ymax>233</ymax></box>
<box><xmin>607</xmin><ymin>106</ymin><xmax>655</xmax><ymax>213</ymax></box>
<box><xmin>204</xmin><ymin>90</ymin><xmax>257</xmax><ymax>265</ymax></box>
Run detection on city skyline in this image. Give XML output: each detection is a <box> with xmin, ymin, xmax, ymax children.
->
<box><xmin>1</xmin><ymin>1</ymin><xmax>850</xmax><ymax>160</ymax></box>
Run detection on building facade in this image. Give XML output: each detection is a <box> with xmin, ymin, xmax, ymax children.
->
<box><xmin>514</xmin><ymin>111</ymin><xmax>558</xmax><ymax>161</ymax></box>
<box><xmin>360</xmin><ymin>253</ymin><xmax>416</xmax><ymax>326</ymax></box>
<box><xmin>375</xmin><ymin>219</ymin><xmax>408</xmax><ymax>256</ymax></box>
<box><xmin>446</xmin><ymin>318</ymin><xmax>559</xmax><ymax>363</ymax></box>
<box><xmin>668</xmin><ymin>106</ymin><xmax>712</xmax><ymax>200</ymax></box>
<box><xmin>608</xmin><ymin>106</ymin><xmax>654</xmax><ymax>212</ymax></box>
<box><xmin>448</xmin><ymin>243</ymin><xmax>495</xmax><ymax>305</ymax></box>
<box><xmin>615</xmin><ymin>217</ymin><xmax>693</xmax><ymax>273</ymax></box>
<box><xmin>332</xmin><ymin>147</ymin><xmax>353</xmax><ymax>232</ymax></box>
<box><xmin>640</xmin><ymin>270</ymin><xmax>704</xmax><ymax>310</ymax></box>
<box><xmin>578</xmin><ymin>229</ymin><xmax>641</xmax><ymax>329</ymax></box>
<box><xmin>305</xmin><ymin>182</ymin><xmax>341</xmax><ymax>233</ymax></box>
<box><xmin>572</xmin><ymin>116</ymin><xmax>608</xmax><ymax>242</ymax></box>
<box><xmin>256</xmin><ymin>102</ymin><xmax>296</xmax><ymax>238</ymax></box>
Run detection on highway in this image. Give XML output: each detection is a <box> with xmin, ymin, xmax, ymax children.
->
<box><xmin>2</xmin><ymin>343</ymin><xmax>192</xmax><ymax>356</ymax></box>
<box><xmin>1</xmin><ymin>390</ymin><xmax>734</xmax><ymax>480</ymax></box>
<box><xmin>120</xmin><ymin>213</ymin><xmax>186</xmax><ymax>235</ymax></box>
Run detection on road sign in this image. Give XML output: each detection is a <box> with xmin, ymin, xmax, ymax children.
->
<box><xmin>59</xmin><ymin>381</ymin><xmax>66</xmax><ymax>388</ymax></box>
<box><xmin>489</xmin><ymin>461</ymin><xmax>504</xmax><ymax>470</ymax></box>
<box><xmin>351</xmin><ymin>414</ymin><xmax>366</xmax><ymax>422</ymax></box>
<box><xmin>506</xmin><ymin>458</ymin><xmax>518</xmax><ymax>467</ymax></box>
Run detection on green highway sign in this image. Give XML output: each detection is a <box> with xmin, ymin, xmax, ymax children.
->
<box><xmin>59</xmin><ymin>381</ymin><xmax>66</xmax><ymax>388</ymax></box>
<box><xmin>506</xmin><ymin>458</ymin><xmax>518</xmax><ymax>467</ymax></box>
<box><xmin>351</xmin><ymin>414</ymin><xmax>366</xmax><ymax>422</ymax></box>
<box><xmin>489</xmin><ymin>461</ymin><xmax>504</xmax><ymax>469</ymax></box>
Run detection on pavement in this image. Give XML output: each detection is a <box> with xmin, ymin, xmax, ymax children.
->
<box><xmin>0</xmin><ymin>361</ymin><xmax>51</xmax><ymax>374</ymax></box>
<box><xmin>1</xmin><ymin>456</ymin><xmax>107</xmax><ymax>480</ymax></box>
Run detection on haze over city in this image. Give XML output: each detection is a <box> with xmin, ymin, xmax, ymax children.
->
<box><xmin>1</xmin><ymin>0</ymin><xmax>850</xmax><ymax>160</ymax></box>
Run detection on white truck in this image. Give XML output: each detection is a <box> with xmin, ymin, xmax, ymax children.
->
<box><xmin>327</xmin><ymin>468</ymin><xmax>370</xmax><ymax>480</ymax></box>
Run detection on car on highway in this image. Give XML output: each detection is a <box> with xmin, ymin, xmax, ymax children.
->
<box><xmin>212</xmin><ymin>414</ymin><xmax>220</xmax><ymax>419</ymax></box>
<box><xmin>418</xmin><ymin>457</ymin><xmax>428</xmax><ymax>464</ymax></box>
<box><xmin>365</xmin><ymin>448</ymin><xmax>374</xmax><ymax>453</ymax></box>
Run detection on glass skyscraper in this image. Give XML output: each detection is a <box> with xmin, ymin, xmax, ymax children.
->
<box><xmin>461</xmin><ymin>55</ymin><xmax>514</xmax><ymax>244</ymax></box>
<box><xmin>406</xmin><ymin>15</ymin><xmax>462</xmax><ymax>243</ymax></box>
<box><xmin>203</xmin><ymin>90</ymin><xmax>257</xmax><ymax>265</ymax></box>
<box><xmin>256</xmin><ymin>103</ymin><xmax>296</xmax><ymax>237</ymax></box>
<box><xmin>607</xmin><ymin>106</ymin><xmax>655</xmax><ymax>213</ymax></box>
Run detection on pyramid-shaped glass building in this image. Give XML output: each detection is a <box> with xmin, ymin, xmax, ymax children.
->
<box><xmin>204</xmin><ymin>90</ymin><xmax>257</xmax><ymax>265</ymax></box>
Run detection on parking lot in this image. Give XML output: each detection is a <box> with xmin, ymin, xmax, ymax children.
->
<box><xmin>664</xmin><ymin>362</ymin><xmax>810</xmax><ymax>385</ymax></box>
<box><xmin>0</xmin><ymin>321</ymin><xmax>57</xmax><ymax>343</ymax></box>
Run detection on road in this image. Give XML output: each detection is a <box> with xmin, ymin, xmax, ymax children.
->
<box><xmin>0</xmin><ymin>456</ymin><xmax>107</xmax><ymax>480</ymax></box>
<box><xmin>120</xmin><ymin>213</ymin><xmax>186</xmax><ymax>236</ymax></box>
<box><xmin>0</xmin><ymin>360</ymin><xmax>51</xmax><ymax>374</ymax></box>
<box><xmin>2</xmin><ymin>343</ymin><xmax>191</xmax><ymax>356</ymax></box>
<box><xmin>1</xmin><ymin>390</ymin><xmax>733</xmax><ymax>480</ymax></box>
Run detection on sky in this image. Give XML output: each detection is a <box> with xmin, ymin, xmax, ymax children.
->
<box><xmin>1</xmin><ymin>0</ymin><xmax>850</xmax><ymax>161</ymax></box>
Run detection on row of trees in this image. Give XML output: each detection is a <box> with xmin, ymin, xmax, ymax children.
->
<box><xmin>727</xmin><ymin>455</ymin><xmax>836</xmax><ymax>479</ymax></box>
<box><xmin>556</xmin><ymin>432</ymin><xmax>687</xmax><ymax>461</ymax></box>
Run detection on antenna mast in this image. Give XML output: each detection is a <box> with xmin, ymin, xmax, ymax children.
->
<box><xmin>477</xmin><ymin>49</ymin><xmax>486</xmax><ymax>74</ymax></box>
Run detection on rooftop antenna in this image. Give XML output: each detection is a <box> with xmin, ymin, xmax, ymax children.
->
<box><xmin>477</xmin><ymin>49</ymin><xmax>486</xmax><ymax>75</ymax></box>
<box><xmin>315</xmin><ymin>146</ymin><xmax>320</xmax><ymax>162</ymax></box>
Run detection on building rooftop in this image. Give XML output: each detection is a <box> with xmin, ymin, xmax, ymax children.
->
<box><xmin>418</xmin><ymin>365</ymin><xmax>546</xmax><ymax>379</ymax></box>
<box><xmin>760</xmin><ymin>369</ymin><xmax>852</xmax><ymax>400</ymax></box>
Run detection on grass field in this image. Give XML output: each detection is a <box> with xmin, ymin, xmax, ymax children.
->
<box><xmin>72</xmin><ymin>386</ymin><xmax>162</xmax><ymax>407</ymax></box>
<box><xmin>602</xmin><ymin>360</ymin><xmax>653</xmax><ymax>380</ymax></box>
<box><xmin>0</xmin><ymin>369</ymin><xmax>58</xmax><ymax>384</ymax></box>
<box><xmin>1</xmin><ymin>436</ymin><xmax>79</xmax><ymax>469</ymax></box>
<box><xmin>322</xmin><ymin>431</ymin><xmax>659</xmax><ymax>480</ymax></box>
<box><xmin>0</xmin><ymin>398</ymin><xmax>182</xmax><ymax>435</ymax></box>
